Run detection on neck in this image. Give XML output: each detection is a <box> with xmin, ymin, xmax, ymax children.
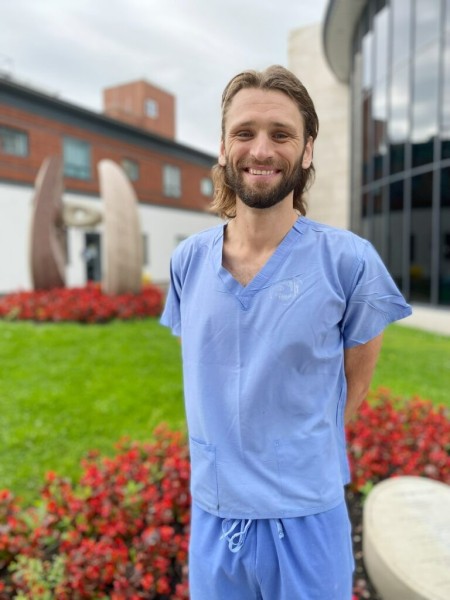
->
<box><xmin>227</xmin><ymin>196</ymin><xmax>299</xmax><ymax>252</ymax></box>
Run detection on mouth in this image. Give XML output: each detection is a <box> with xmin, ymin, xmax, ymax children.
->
<box><xmin>247</xmin><ymin>168</ymin><xmax>278</xmax><ymax>176</ymax></box>
<box><xmin>244</xmin><ymin>166</ymin><xmax>282</xmax><ymax>178</ymax></box>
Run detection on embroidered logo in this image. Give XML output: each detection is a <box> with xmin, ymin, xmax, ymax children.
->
<box><xmin>270</xmin><ymin>279</ymin><xmax>301</xmax><ymax>303</ymax></box>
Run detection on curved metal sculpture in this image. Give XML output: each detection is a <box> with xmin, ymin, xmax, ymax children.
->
<box><xmin>29</xmin><ymin>156</ymin><xmax>66</xmax><ymax>290</ymax></box>
<box><xmin>98</xmin><ymin>159</ymin><xmax>143</xmax><ymax>295</ymax></box>
<box><xmin>29</xmin><ymin>156</ymin><xmax>143</xmax><ymax>294</ymax></box>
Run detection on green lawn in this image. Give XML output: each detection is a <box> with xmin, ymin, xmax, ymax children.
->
<box><xmin>0</xmin><ymin>319</ymin><xmax>185</xmax><ymax>503</ymax></box>
<box><xmin>372</xmin><ymin>324</ymin><xmax>450</xmax><ymax>406</ymax></box>
<box><xmin>0</xmin><ymin>319</ymin><xmax>448</xmax><ymax>504</ymax></box>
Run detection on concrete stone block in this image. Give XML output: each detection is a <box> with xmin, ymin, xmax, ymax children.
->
<box><xmin>363</xmin><ymin>476</ymin><xmax>450</xmax><ymax>600</ymax></box>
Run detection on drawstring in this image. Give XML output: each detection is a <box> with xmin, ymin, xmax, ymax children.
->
<box><xmin>220</xmin><ymin>518</ymin><xmax>285</xmax><ymax>552</ymax></box>
<box><xmin>220</xmin><ymin>519</ymin><xmax>253</xmax><ymax>553</ymax></box>
<box><xmin>275</xmin><ymin>519</ymin><xmax>284</xmax><ymax>539</ymax></box>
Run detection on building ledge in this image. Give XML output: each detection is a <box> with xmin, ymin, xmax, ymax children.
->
<box><xmin>323</xmin><ymin>0</ymin><xmax>367</xmax><ymax>82</ymax></box>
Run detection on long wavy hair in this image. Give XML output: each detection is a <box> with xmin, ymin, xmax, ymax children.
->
<box><xmin>210</xmin><ymin>65</ymin><xmax>319</xmax><ymax>219</ymax></box>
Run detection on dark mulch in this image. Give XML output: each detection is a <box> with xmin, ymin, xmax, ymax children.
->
<box><xmin>346</xmin><ymin>487</ymin><xmax>382</xmax><ymax>600</ymax></box>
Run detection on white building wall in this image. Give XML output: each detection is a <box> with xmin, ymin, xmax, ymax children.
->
<box><xmin>288</xmin><ymin>23</ymin><xmax>350</xmax><ymax>230</ymax></box>
<box><xmin>66</xmin><ymin>222</ymin><xmax>90</xmax><ymax>288</ymax></box>
<box><xmin>0</xmin><ymin>182</ymin><xmax>221</xmax><ymax>294</ymax></box>
<box><xmin>0</xmin><ymin>182</ymin><xmax>33</xmax><ymax>293</ymax></box>
<box><xmin>139</xmin><ymin>203</ymin><xmax>222</xmax><ymax>284</ymax></box>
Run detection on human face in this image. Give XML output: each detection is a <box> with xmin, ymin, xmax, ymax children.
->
<box><xmin>219</xmin><ymin>88</ymin><xmax>313</xmax><ymax>210</ymax></box>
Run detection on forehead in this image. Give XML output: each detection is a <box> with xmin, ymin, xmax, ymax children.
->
<box><xmin>224</xmin><ymin>88</ymin><xmax>303</xmax><ymax>130</ymax></box>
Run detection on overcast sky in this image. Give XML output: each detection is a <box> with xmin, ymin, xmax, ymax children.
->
<box><xmin>2</xmin><ymin>0</ymin><xmax>327</xmax><ymax>155</ymax></box>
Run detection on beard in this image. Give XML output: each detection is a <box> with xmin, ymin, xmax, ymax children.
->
<box><xmin>224</xmin><ymin>154</ymin><xmax>305</xmax><ymax>210</ymax></box>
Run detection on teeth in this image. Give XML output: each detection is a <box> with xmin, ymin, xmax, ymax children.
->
<box><xmin>248</xmin><ymin>169</ymin><xmax>275</xmax><ymax>175</ymax></box>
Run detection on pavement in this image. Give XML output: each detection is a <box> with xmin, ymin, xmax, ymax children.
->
<box><xmin>398</xmin><ymin>304</ymin><xmax>450</xmax><ymax>337</ymax></box>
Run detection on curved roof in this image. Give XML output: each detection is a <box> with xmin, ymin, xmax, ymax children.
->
<box><xmin>323</xmin><ymin>0</ymin><xmax>367</xmax><ymax>82</ymax></box>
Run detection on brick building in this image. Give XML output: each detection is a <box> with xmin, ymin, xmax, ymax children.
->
<box><xmin>0</xmin><ymin>76</ymin><xmax>220</xmax><ymax>293</ymax></box>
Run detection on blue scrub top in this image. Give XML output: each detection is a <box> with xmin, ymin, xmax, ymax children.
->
<box><xmin>161</xmin><ymin>217</ymin><xmax>412</xmax><ymax>519</ymax></box>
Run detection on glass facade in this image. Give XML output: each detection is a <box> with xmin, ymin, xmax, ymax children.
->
<box><xmin>351</xmin><ymin>0</ymin><xmax>450</xmax><ymax>305</ymax></box>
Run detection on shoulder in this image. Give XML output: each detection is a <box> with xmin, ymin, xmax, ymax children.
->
<box><xmin>300</xmin><ymin>217</ymin><xmax>370</xmax><ymax>261</ymax></box>
<box><xmin>298</xmin><ymin>218</ymin><xmax>380</xmax><ymax>295</ymax></box>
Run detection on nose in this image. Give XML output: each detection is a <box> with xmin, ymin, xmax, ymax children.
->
<box><xmin>249</xmin><ymin>132</ymin><xmax>273</xmax><ymax>162</ymax></box>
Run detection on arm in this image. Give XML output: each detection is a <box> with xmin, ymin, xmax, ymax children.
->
<box><xmin>344</xmin><ymin>333</ymin><xmax>384</xmax><ymax>424</ymax></box>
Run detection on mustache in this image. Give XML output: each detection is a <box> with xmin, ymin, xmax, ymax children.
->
<box><xmin>236</xmin><ymin>159</ymin><xmax>283</xmax><ymax>169</ymax></box>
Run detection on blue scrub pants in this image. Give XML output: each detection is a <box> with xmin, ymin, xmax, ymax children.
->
<box><xmin>189</xmin><ymin>501</ymin><xmax>354</xmax><ymax>600</ymax></box>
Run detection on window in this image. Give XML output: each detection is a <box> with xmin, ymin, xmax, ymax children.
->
<box><xmin>388</xmin><ymin>181</ymin><xmax>405</xmax><ymax>289</ymax></box>
<box><xmin>388</xmin><ymin>64</ymin><xmax>409</xmax><ymax>173</ymax></box>
<box><xmin>0</xmin><ymin>126</ymin><xmax>28</xmax><ymax>156</ymax></box>
<box><xmin>374</xmin><ymin>3</ymin><xmax>388</xmax><ymax>84</ymax></box>
<box><xmin>145</xmin><ymin>99</ymin><xmax>159</xmax><ymax>119</ymax></box>
<box><xmin>442</xmin><ymin>37</ymin><xmax>450</xmax><ymax>159</ymax></box>
<box><xmin>440</xmin><ymin>167</ymin><xmax>450</xmax><ymax>303</ymax></box>
<box><xmin>391</xmin><ymin>0</ymin><xmax>411</xmax><ymax>67</ymax></box>
<box><xmin>362</xmin><ymin>32</ymin><xmax>374</xmax><ymax>91</ymax></box>
<box><xmin>415</xmin><ymin>0</ymin><xmax>441</xmax><ymax>50</ymax></box>
<box><xmin>412</xmin><ymin>42</ymin><xmax>440</xmax><ymax>168</ymax></box>
<box><xmin>163</xmin><ymin>165</ymin><xmax>181</xmax><ymax>198</ymax></box>
<box><xmin>121</xmin><ymin>158</ymin><xmax>139</xmax><ymax>181</ymax></box>
<box><xmin>63</xmin><ymin>137</ymin><xmax>91</xmax><ymax>180</ymax></box>
<box><xmin>410</xmin><ymin>171</ymin><xmax>433</xmax><ymax>302</ymax></box>
<box><xmin>200</xmin><ymin>177</ymin><xmax>213</xmax><ymax>196</ymax></box>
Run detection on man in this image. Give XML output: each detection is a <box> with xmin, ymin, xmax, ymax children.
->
<box><xmin>161</xmin><ymin>66</ymin><xmax>411</xmax><ymax>599</ymax></box>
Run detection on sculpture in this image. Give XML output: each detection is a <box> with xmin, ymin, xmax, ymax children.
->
<box><xmin>29</xmin><ymin>156</ymin><xmax>66</xmax><ymax>290</ymax></box>
<box><xmin>29</xmin><ymin>156</ymin><xmax>143</xmax><ymax>295</ymax></box>
<box><xmin>98</xmin><ymin>159</ymin><xmax>143</xmax><ymax>295</ymax></box>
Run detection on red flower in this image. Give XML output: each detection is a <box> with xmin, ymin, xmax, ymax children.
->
<box><xmin>0</xmin><ymin>400</ymin><xmax>448</xmax><ymax>598</ymax></box>
<box><xmin>346</xmin><ymin>388</ymin><xmax>450</xmax><ymax>492</ymax></box>
<box><xmin>0</xmin><ymin>283</ymin><xmax>164</xmax><ymax>324</ymax></box>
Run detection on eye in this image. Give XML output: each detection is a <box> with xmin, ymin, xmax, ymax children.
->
<box><xmin>273</xmin><ymin>132</ymin><xmax>289</xmax><ymax>141</ymax></box>
<box><xmin>235</xmin><ymin>131</ymin><xmax>253</xmax><ymax>139</ymax></box>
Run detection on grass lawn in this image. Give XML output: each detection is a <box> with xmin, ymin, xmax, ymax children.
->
<box><xmin>0</xmin><ymin>319</ymin><xmax>448</xmax><ymax>504</ymax></box>
<box><xmin>0</xmin><ymin>319</ymin><xmax>185</xmax><ymax>503</ymax></box>
<box><xmin>372</xmin><ymin>324</ymin><xmax>450</xmax><ymax>407</ymax></box>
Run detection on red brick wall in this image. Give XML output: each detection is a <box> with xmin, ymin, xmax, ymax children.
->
<box><xmin>0</xmin><ymin>103</ymin><xmax>214</xmax><ymax>213</ymax></box>
<box><xmin>103</xmin><ymin>80</ymin><xmax>175</xmax><ymax>140</ymax></box>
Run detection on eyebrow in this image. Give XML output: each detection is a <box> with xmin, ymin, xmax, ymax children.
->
<box><xmin>230</xmin><ymin>120</ymin><xmax>298</xmax><ymax>131</ymax></box>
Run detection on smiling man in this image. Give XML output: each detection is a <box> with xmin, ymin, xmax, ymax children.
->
<box><xmin>161</xmin><ymin>66</ymin><xmax>411</xmax><ymax>600</ymax></box>
<box><xmin>220</xmin><ymin>87</ymin><xmax>311</xmax><ymax>212</ymax></box>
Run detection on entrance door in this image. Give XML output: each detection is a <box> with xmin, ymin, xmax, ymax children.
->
<box><xmin>84</xmin><ymin>233</ymin><xmax>102</xmax><ymax>282</ymax></box>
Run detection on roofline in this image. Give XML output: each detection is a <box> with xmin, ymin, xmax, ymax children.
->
<box><xmin>103</xmin><ymin>77</ymin><xmax>174</xmax><ymax>97</ymax></box>
<box><xmin>323</xmin><ymin>0</ymin><xmax>367</xmax><ymax>83</ymax></box>
<box><xmin>0</xmin><ymin>75</ymin><xmax>214</xmax><ymax>164</ymax></box>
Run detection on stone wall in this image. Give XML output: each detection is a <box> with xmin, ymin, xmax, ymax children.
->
<box><xmin>288</xmin><ymin>23</ymin><xmax>350</xmax><ymax>230</ymax></box>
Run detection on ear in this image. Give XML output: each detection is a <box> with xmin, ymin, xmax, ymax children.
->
<box><xmin>302</xmin><ymin>136</ymin><xmax>314</xmax><ymax>169</ymax></box>
<box><xmin>218</xmin><ymin>140</ymin><xmax>226</xmax><ymax>167</ymax></box>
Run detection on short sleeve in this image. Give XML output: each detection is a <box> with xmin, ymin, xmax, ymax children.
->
<box><xmin>341</xmin><ymin>241</ymin><xmax>412</xmax><ymax>348</ymax></box>
<box><xmin>160</xmin><ymin>256</ymin><xmax>182</xmax><ymax>336</ymax></box>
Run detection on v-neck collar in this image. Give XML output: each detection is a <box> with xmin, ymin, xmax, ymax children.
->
<box><xmin>213</xmin><ymin>216</ymin><xmax>306</xmax><ymax>299</ymax></box>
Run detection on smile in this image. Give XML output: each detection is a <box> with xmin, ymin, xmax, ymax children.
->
<box><xmin>246</xmin><ymin>168</ymin><xmax>279</xmax><ymax>176</ymax></box>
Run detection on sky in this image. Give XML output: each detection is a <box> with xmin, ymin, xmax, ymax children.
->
<box><xmin>2</xmin><ymin>0</ymin><xmax>328</xmax><ymax>155</ymax></box>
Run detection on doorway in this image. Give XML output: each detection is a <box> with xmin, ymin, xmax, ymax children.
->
<box><xmin>84</xmin><ymin>232</ymin><xmax>102</xmax><ymax>282</ymax></box>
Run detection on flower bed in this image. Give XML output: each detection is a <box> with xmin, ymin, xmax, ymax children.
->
<box><xmin>0</xmin><ymin>426</ymin><xmax>190</xmax><ymax>599</ymax></box>
<box><xmin>347</xmin><ymin>388</ymin><xmax>449</xmax><ymax>493</ymax></box>
<box><xmin>0</xmin><ymin>391</ymin><xmax>448</xmax><ymax>599</ymax></box>
<box><xmin>346</xmin><ymin>389</ymin><xmax>449</xmax><ymax>599</ymax></box>
<box><xmin>0</xmin><ymin>284</ymin><xmax>163</xmax><ymax>323</ymax></box>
